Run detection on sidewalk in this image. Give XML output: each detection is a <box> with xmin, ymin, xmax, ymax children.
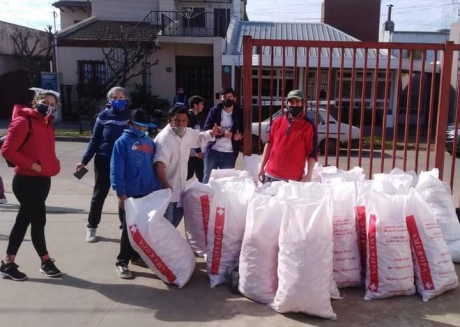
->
<box><xmin>0</xmin><ymin>140</ymin><xmax>459</xmax><ymax>327</ymax></box>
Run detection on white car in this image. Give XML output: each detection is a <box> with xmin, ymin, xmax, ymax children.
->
<box><xmin>251</xmin><ymin>107</ymin><xmax>361</xmax><ymax>154</ymax></box>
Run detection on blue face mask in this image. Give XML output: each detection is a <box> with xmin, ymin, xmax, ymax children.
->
<box><xmin>110</xmin><ymin>99</ymin><xmax>128</xmax><ymax>112</ymax></box>
<box><xmin>129</xmin><ymin>125</ymin><xmax>146</xmax><ymax>138</ymax></box>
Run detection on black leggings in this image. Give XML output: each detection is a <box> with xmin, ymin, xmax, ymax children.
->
<box><xmin>7</xmin><ymin>174</ymin><xmax>51</xmax><ymax>257</ymax></box>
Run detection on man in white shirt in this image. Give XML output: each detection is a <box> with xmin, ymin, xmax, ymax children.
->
<box><xmin>154</xmin><ymin>106</ymin><xmax>220</xmax><ymax>227</ymax></box>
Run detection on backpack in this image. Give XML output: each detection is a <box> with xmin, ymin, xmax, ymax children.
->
<box><xmin>0</xmin><ymin>116</ymin><xmax>32</xmax><ymax>167</ymax></box>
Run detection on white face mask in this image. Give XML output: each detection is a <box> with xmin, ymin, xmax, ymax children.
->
<box><xmin>172</xmin><ymin>126</ymin><xmax>187</xmax><ymax>137</ymax></box>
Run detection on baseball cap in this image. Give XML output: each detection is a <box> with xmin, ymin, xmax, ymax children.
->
<box><xmin>130</xmin><ymin>108</ymin><xmax>157</xmax><ymax>128</ymax></box>
<box><xmin>286</xmin><ymin>89</ymin><xmax>304</xmax><ymax>100</ymax></box>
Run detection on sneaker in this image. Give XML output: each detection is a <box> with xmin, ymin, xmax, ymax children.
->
<box><xmin>0</xmin><ymin>195</ymin><xmax>7</xmax><ymax>204</ymax></box>
<box><xmin>40</xmin><ymin>258</ymin><xmax>61</xmax><ymax>277</ymax></box>
<box><xmin>86</xmin><ymin>227</ymin><xmax>98</xmax><ymax>243</ymax></box>
<box><xmin>116</xmin><ymin>263</ymin><xmax>133</xmax><ymax>279</ymax></box>
<box><xmin>0</xmin><ymin>260</ymin><xmax>28</xmax><ymax>281</ymax></box>
<box><xmin>131</xmin><ymin>257</ymin><xmax>148</xmax><ymax>268</ymax></box>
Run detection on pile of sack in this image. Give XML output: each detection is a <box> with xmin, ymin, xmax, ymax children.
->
<box><xmin>123</xmin><ymin>161</ymin><xmax>460</xmax><ymax>320</ymax></box>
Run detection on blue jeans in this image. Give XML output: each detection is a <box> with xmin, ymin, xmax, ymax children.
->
<box><xmin>164</xmin><ymin>202</ymin><xmax>184</xmax><ymax>227</ymax></box>
<box><xmin>203</xmin><ymin>149</ymin><xmax>236</xmax><ymax>183</ymax></box>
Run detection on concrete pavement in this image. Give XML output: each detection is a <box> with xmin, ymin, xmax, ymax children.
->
<box><xmin>0</xmin><ymin>137</ymin><xmax>459</xmax><ymax>326</ymax></box>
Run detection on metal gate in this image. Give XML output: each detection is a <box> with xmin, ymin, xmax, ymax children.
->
<box><xmin>242</xmin><ymin>36</ymin><xmax>460</xmax><ymax>205</ymax></box>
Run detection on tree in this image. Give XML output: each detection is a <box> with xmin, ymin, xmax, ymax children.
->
<box><xmin>100</xmin><ymin>22</ymin><xmax>159</xmax><ymax>88</ymax></box>
<box><xmin>10</xmin><ymin>25</ymin><xmax>54</xmax><ymax>86</ymax></box>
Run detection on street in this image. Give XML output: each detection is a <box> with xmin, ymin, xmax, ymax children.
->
<box><xmin>0</xmin><ymin>140</ymin><xmax>459</xmax><ymax>327</ymax></box>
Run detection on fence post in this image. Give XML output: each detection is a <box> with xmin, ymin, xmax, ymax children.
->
<box><xmin>434</xmin><ymin>41</ymin><xmax>454</xmax><ymax>179</ymax></box>
<box><xmin>242</xmin><ymin>35</ymin><xmax>253</xmax><ymax>156</ymax></box>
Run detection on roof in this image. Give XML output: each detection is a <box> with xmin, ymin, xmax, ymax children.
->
<box><xmin>225</xmin><ymin>20</ymin><xmax>386</xmax><ymax>61</ymax></box>
<box><xmin>52</xmin><ymin>1</ymin><xmax>90</xmax><ymax>9</ymax></box>
<box><xmin>57</xmin><ymin>17</ymin><xmax>158</xmax><ymax>42</ymax></box>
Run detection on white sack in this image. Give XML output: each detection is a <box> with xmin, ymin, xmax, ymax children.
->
<box><xmin>125</xmin><ymin>189</ymin><xmax>196</xmax><ymax>288</ymax></box>
<box><xmin>405</xmin><ymin>189</ymin><xmax>458</xmax><ymax>301</ymax></box>
<box><xmin>365</xmin><ymin>188</ymin><xmax>416</xmax><ymax>300</ymax></box>
<box><xmin>182</xmin><ymin>183</ymin><xmax>213</xmax><ymax>257</ymax></box>
<box><xmin>330</xmin><ymin>182</ymin><xmax>361</xmax><ymax>288</ymax></box>
<box><xmin>238</xmin><ymin>194</ymin><xmax>284</xmax><ymax>303</ymax></box>
<box><xmin>271</xmin><ymin>184</ymin><xmax>337</xmax><ymax>320</ymax></box>
<box><xmin>207</xmin><ymin>177</ymin><xmax>256</xmax><ymax>287</ymax></box>
<box><xmin>243</xmin><ymin>155</ymin><xmax>261</xmax><ymax>185</ymax></box>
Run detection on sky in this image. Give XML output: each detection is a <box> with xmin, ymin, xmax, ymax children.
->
<box><xmin>0</xmin><ymin>0</ymin><xmax>458</xmax><ymax>33</ymax></box>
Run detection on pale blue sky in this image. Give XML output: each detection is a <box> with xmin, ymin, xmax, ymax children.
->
<box><xmin>1</xmin><ymin>0</ymin><xmax>458</xmax><ymax>32</ymax></box>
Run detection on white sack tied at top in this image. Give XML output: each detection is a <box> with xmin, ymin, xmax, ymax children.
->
<box><xmin>271</xmin><ymin>183</ymin><xmax>337</xmax><ymax>320</ymax></box>
<box><xmin>207</xmin><ymin>176</ymin><xmax>256</xmax><ymax>287</ymax></box>
<box><xmin>125</xmin><ymin>189</ymin><xmax>196</xmax><ymax>288</ymax></box>
<box><xmin>238</xmin><ymin>193</ymin><xmax>285</xmax><ymax>304</ymax></box>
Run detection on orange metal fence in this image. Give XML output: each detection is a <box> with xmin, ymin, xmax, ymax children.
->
<box><xmin>242</xmin><ymin>37</ymin><xmax>460</xmax><ymax>203</ymax></box>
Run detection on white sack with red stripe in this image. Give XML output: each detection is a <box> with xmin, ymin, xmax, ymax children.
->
<box><xmin>271</xmin><ymin>183</ymin><xmax>337</xmax><ymax>319</ymax></box>
<box><xmin>125</xmin><ymin>189</ymin><xmax>196</xmax><ymax>288</ymax></box>
<box><xmin>365</xmin><ymin>186</ymin><xmax>416</xmax><ymax>300</ymax></box>
<box><xmin>415</xmin><ymin>169</ymin><xmax>460</xmax><ymax>262</ymax></box>
<box><xmin>238</xmin><ymin>193</ymin><xmax>284</xmax><ymax>303</ymax></box>
<box><xmin>183</xmin><ymin>183</ymin><xmax>213</xmax><ymax>258</ymax></box>
<box><xmin>405</xmin><ymin>188</ymin><xmax>458</xmax><ymax>301</ymax></box>
<box><xmin>329</xmin><ymin>182</ymin><xmax>362</xmax><ymax>288</ymax></box>
<box><xmin>207</xmin><ymin>177</ymin><xmax>256</xmax><ymax>287</ymax></box>
<box><xmin>355</xmin><ymin>180</ymin><xmax>373</xmax><ymax>283</ymax></box>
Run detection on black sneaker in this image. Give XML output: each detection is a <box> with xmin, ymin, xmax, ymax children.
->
<box><xmin>40</xmin><ymin>259</ymin><xmax>61</xmax><ymax>277</ymax></box>
<box><xmin>0</xmin><ymin>260</ymin><xmax>28</xmax><ymax>281</ymax></box>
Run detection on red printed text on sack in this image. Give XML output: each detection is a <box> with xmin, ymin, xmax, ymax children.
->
<box><xmin>200</xmin><ymin>195</ymin><xmax>210</xmax><ymax>245</ymax></box>
<box><xmin>210</xmin><ymin>207</ymin><xmax>225</xmax><ymax>275</ymax></box>
<box><xmin>368</xmin><ymin>214</ymin><xmax>379</xmax><ymax>292</ymax></box>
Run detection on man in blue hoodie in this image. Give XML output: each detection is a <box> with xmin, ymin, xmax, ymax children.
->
<box><xmin>110</xmin><ymin>108</ymin><xmax>161</xmax><ymax>279</ymax></box>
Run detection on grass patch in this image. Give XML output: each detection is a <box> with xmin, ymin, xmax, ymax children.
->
<box><xmin>54</xmin><ymin>129</ymin><xmax>91</xmax><ymax>137</ymax></box>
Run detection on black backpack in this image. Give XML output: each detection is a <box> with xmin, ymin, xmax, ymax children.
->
<box><xmin>0</xmin><ymin>117</ymin><xmax>32</xmax><ymax>167</ymax></box>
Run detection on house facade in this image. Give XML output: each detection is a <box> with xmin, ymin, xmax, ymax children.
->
<box><xmin>54</xmin><ymin>0</ymin><xmax>247</xmax><ymax>119</ymax></box>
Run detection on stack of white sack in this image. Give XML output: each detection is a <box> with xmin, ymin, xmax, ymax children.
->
<box><xmin>364</xmin><ymin>182</ymin><xmax>416</xmax><ymax>300</ymax></box>
<box><xmin>405</xmin><ymin>188</ymin><xmax>458</xmax><ymax>301</ymax></box>
<box><xmin>182</xmin><ymin>181</ymin><xmax>213</xmax><ymax>258</ymax></box>
<box><xmin>124</xmin><ymin>189</ymin><xmax>196</xmax><ymax>288</ymax></box>
<box><xmin>415</xmin><ymin>169</ymin><xmax>460</xmax><ymax>262</ymax></box>
<box><xmin>271</xmin><ymin>182</ymin><xmax>337</xmax><ymax>320</ymax></box>
<box><xmin>207</xmin><ymin>175</ymin><xmax>256</xmax><ymax>287</ymax></box>
<box><xmin>238</xmin><ymin>192</ymin><xmax>285</xmax><ymax>303</ymax></box>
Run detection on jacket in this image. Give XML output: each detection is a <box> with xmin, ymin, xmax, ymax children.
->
<box><xmin>203</xmin><ymin>103</ymin><xmax>244</xmax><ymax>159</ymax></box>
<box><xmin>81</xmin><ymin>107</ymin><xmax>131</xmax><ymax>164</ymax></box>
<box><xmin>1</xmin><ymin>105</ymin><xmax>60</xmax><ymax>177</ymax></box>
<box><xmin>110</xmin><ymin>129</ymin><xmax>161</xmax><ymax>197</ymax></box>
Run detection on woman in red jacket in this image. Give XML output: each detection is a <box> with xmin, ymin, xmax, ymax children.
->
<box><xmin>0</xmin><ymin>88</ymin><xmax>61</xmax><ymax>281</ymax></box>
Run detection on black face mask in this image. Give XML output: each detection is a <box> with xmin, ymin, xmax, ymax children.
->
<box><xmin>287</xmin><ymin>105</ymin><xmax>303</xmax><ymax>118</ymax></box>
<box><xmin>222</xmin><ymin>99</ymin><xmax>234</xmax><ymax>108</ymax></box>
<box><xmin>36</xmin><ymin>103</ymin><xmax>50</xmax><ymax>116</ymax></box>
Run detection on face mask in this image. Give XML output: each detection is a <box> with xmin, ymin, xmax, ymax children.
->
<box><xmin>287</xmin><ymin>105</ymin><xmax>303</xmax><ymax>119</ymax></box>
<box><xmin>36</xmin><ymin>103</ymin><xmax>55</xmax><ymax>117</ymax></box>
<box><xmin>129</xmin><ymin>125</ymin><xmax>146</xmax><ymax>138</ymax></box>
<box><xmin>110</xmin><ymin>99</ymin><xmax>128</xmax><ymax>112</ymax></box>
<box><xmin>172</xmin><ymin>126</ymin><xmax>187</xmax><ymax>137</ymax></box>
<box><xmin>222</xmin><ymin>99</ymin><xmax>234</xmax><ymax>108</ymax></box>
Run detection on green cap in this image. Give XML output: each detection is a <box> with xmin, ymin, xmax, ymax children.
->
<box><xmin>286</xmin><ymin>89</ymin><xmax>304</xmax><ymax>100</ymax></box>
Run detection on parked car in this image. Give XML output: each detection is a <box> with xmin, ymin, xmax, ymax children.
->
<box><xmin>446</xmin><ymin>123</ymin><xmax>460</xmax><ymax>156</ymax></box>
<box><xmin>251</xmin><ymin>107</ymin><xmax>361</xmax><ymax>154</ymax></box>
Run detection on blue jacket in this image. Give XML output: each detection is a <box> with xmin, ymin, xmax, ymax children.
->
<box><xmin>204</xmin><ymin>103</ymin><xmax>244</xmax><ymax>159</ymax></box>
<box><xmin>81</xmin><ymin>107</ymin><xmax>131</xmax><ymax>164</ymax></box>
<box><xmin>110</xmin><ymin>129</ymin><xmax>161</xmax><ymax>197</ymax></box>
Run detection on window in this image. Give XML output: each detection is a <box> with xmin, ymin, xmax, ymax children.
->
<box><xmin>78</xmin><ymin>60</ymin><xmax>106</xmax><ymax>96</ymax></box>
<box><xmin>181</xmin><ymin>8</ymin><xmax>205</xmax><ymax>28</ymax></box>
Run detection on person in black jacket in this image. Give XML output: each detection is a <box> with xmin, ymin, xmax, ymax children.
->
<box><xmin>75</xmin><ymin>87</ymin><xmax>131</xmax><ymax>243</ymax></box>
<box><xmin>202</xmin><ymin>87</ymin><xmax>243</xmax><ymax>183</ymax></box>
<box><xmin>187</xmin><ymin>95</ymin><xmax>205</xmax><ymax>182</ymax></box>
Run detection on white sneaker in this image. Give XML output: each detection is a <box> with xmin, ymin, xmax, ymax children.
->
<box><xmin>86</xmin><ymin>228</ymin><xmax>98</xmax><ymax>243</ymax></box>
<box><xmin>0</xmin><ymin>196</ymin><xmax>7</xmax><ymax>204</ymax></box>
<box><xmin>116</xmin><ymin>264</ymin><xmax>133</xmax><ymax>279</ymax></box>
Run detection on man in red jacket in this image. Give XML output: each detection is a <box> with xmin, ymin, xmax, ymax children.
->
<box><xmin>257</xmin><ymin>89</ymin><xmax>318</xmax><ymax>183</ymax></box>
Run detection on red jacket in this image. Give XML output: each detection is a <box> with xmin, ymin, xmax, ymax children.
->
<box><xmin>1</xmin><ymin>105</ymin><xmax>60</xmax><ymax>177</ymax></box>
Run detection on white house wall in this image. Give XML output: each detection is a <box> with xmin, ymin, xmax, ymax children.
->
<box><xmin>56</xmin><ymin>47</ymin><xmax>105</xmax><ymax>85</ymax></box>
<box><xmin>92</xmin><ymin>0</ymin><xmax>159</xmax><ymax>21</ymax></box>
<box><xmin>60</xmin><ymin>10</ymin><xmax>90</xmax><ymax>30</ymax></box>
